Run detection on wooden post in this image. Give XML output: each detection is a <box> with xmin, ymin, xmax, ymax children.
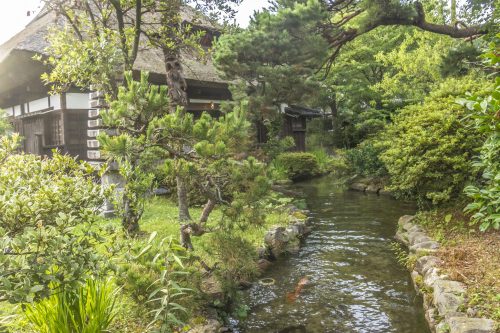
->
<box><xmin>60</xmin><ymin>93</ymin><xmax>69</xmax><ymax>154</ymax></box>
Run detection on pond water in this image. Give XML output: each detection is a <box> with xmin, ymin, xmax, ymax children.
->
<box><xmin>235</xmin><ymin>177</ymin><xmax>430</xmax><ymax>333</ymax></box>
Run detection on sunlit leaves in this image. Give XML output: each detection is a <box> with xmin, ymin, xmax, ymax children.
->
<box><xmin>0</xmin><ymin>148</ymin><xmax>108</xmax><ymax>303</ymax></box>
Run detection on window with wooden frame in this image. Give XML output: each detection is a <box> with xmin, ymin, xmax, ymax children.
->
<box><xmin>45</xmin><ymin>115</ymin><xmax>63</xmax><ymax>146</ymax></box>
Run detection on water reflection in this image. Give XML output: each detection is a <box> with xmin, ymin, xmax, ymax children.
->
<box><xmin>236</xmin><ymin>177</ymin><xmax>430</xmax><ymax>333</ymax></box>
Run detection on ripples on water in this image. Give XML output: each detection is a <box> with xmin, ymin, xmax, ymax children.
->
<box><xmin>235</xmin><ymin>177</ymin><xmax>430</xmax><ymax>333</ymax></box>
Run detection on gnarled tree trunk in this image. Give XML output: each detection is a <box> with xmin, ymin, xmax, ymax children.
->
<box><xmin>162</xmin><ymin>44</ymin><xmax>192</xmax><ymax>248</ymax></box>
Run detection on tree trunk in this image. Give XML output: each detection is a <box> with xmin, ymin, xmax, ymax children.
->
<box><xmin>176</xmin><ymin>175</ymin><xmax>191</xmax><ymax>221</ymax></box>
<box><xmin>180</xmin><ymin>224</ymin><xmax>193</xmax><ymax>250</ymax></box>
<box><xmin>122</xmin><ymin>192</ymin><xmax>140</xmax><ymax>234</ymax></box>
<box><xmin>158</xmin><ymin>1</ymin><xmax>197</xmax><ymax>249</ymax></box>
<box><xmin>200</xmin><ymin>199</ymin><xmax>216</xmax><ymax>224</ymax></box>
<box><xmin>163</xmin><ymin>49</ymin><xmax>188</xmax><ymax>113</ymax></box>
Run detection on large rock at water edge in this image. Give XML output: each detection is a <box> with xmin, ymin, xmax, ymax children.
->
<box><xmin>433</xmin><ymin>280</ymin><xmax>466</xmax><ymax>316</ymax></box>
<box><xmin>350</xmin><ymin>183</ymin><xmax>367</xmax><ymax>192</ymax></box>
<box><xmin>264</xmin><ymin>227</ymin><xmax>290</xmax><ymax>257</ymax></box>
<box><xmin>415</xmin><ymin>256</ymin><xmax>442</xmax><ymax>276</ymax></box>
<box><xmin>399</xmin><ymin>215</ymin><xmax>415</xmax><ymax>225</ymax></box>
<box><xmin>187</xmin><ymin>319</ymin><xmax>223</xmax><ymax>333</ymax></box>
<box><xmin>410</xmin><ymin>240</ymin><xmax>440</xmax><ymax>254</ymax></box>
<box><xmin>448</xmin><ymin>317</ymin><xmax>496</xmax><ymax>333</ymax></box>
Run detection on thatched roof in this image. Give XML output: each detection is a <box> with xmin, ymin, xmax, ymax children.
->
<box><xmin>0</xmin><ymin>9</ymin><xmax>52</xmax><ymax>64</ymax></box>
<box><xmin>0</xmin><ymin>5</ymin><xmax>226</xmax><ymax>89</ymax></box>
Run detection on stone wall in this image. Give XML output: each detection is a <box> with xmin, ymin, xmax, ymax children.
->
<box><xmin>395</xmin><ymin>215</ymin><xmax>496</xmax><ymax>333</ymax></box>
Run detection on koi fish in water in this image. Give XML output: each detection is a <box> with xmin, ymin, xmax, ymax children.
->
<box><xmin>286</xmin><ymin>276</ymin><xmax>310</xmax><ymax>303</ymax></box>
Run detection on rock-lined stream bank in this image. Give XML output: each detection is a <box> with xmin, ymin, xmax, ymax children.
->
<box><xmin>396</xmin><ymin>215</ymin><xmax>496</xmax><ymax>333</ymax></box>
<box><xmin>234</xmin><ymin>176</ymin><xmax>430</xmax><ymax>333</ymax></box>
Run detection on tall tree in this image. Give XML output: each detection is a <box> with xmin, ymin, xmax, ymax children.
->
<box><xmin>41</xmin><ymin>0</ymin><xmax>241</xmax><ymax>231</ymax></box>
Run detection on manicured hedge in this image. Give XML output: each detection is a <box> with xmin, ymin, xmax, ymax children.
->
<box><xmin>276</xmin><ymin>152</ymin><xmax>320</xmax><ymax>181</ymax></box>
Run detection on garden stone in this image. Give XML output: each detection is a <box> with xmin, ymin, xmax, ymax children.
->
<box><xmin>257</xmin><ymin>259</ymin><xmax>272</xmax><ymax>272</ymax></box>
<box><xmin>286</xmin><ymin>225</ymin><xmax>300</xmax><ymax>238</ymax></box>
<box><xmin>257</xmin><ymin>247</ymin><xmax>270</xmax><ymax>259</ymax></box>
<box><xmin>395</xmin><ymin>230</ymin><xmax>409</xmax><ymax>245</ymax></box>
<box><xmin>424</xmin><ymin>267</ymin><xmax>446</xmax><ymax>287</ymax></box>
<box><xmin>409</xmin><ymin>231</ymin><xmax>432</xmax><ymax>246</ymax></box>
<box><xmin>366</xmin><ymin>184</ymin><xmax>381</xmax><ymax>193</ymax></box>
<box><xmin>284</xmin><ymin>205</ymin><xmax>300</xmax><ymax>214</ymax></box>
<box><xmin>415</xmin><ymin>256</ymin><xmax>442</xmax><ymax>275</ymax></box>
<box><xmin>425</xmin><ymin>308</ymin><xmax>438</xmax><ymax>330</ymax></box>
<box><xmin>153</xmin><ymin>187</ymin><xmax>170</xmax><ymax>196</ymax></box>
<box><xmin>350</xmin><ymin>182</ymin><xmax>367</xmax><ymax>192</ymax></box>
<box><xmin>433</xmin><ymin>280</ymin><xmax>466</xmax><ymax>316</ymax></box>
<box><xmin>398</xmin><ymin>215</ymin><xmax>415</xmax><ymax>230</ymax></box>
<box><xmin>284</xmin><ymin>237</ymin><xmax>301</xmax><ymax>254</ymax></box>
<box><xmin>445</xmin><ymin>312</ymin><xmax>466</xmax><ymax>321</ymax></box>
<box><xmin>290</xmin><ymin>221</ymin><xmax>311</xmax><ymax>237</ymax></box>
<box><xmin>466</xmin><ymin>307</ymin><xmax>479</xmax><ymax>317</ymax></box>
<box><xmin>410</xmin><ymin>240</ymin><xmax>440</xmax><ymax>253</ymax></box>
<box><xmin>200</xmin><ymin>275</ymin><xmax>225</xmax><ymax>305</ymax></box>
<box><xmin>411</xmin><ymin>270</ymin><xmax>421</xmax><ymax>293</ymax></box>
<box><xmin>436</xmin><ymin>322</ymin><xmax>448</xmax><ymax>333</ymax></box>
<box><xmin>407</xmin><ymin>224</ymin><xmax>424</xmax><ymax>233</ymax></box>
<box><xmin>448</xmin><ymin>317</ymin><xmax>496</xmax><ymax>333</ymax></box>
<box><xmin>264</xmin><ymin>226</ymin><xmax>290</xmax><ymax>257</ymax></box>
<box><xmin>187</xmin><ymin>319</ymin><xmax>222</xmax><ymax>333</ymax></box>
<box><xmin>378</xmin><ymin>188</ymin><xmax>392</xmax><ymax>196</ymax></box>
<box><xmin>434</xmin><ymin>292</ymin><xmax>464</xmax><ymax>316</ymax></box>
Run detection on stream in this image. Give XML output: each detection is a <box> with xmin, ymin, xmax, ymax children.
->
<box><xmin>235</xmin><ymin>177</ymin><xmax>431</xmax><ymax>333</ymax></box>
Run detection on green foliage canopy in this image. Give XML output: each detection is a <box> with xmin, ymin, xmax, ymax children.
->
<box><xmin>461</xmin><ymin>37</ymin><xmax>500</xmax><ymax>231</ymax></box>
<box><xmin>378</xmin><ymin>76</ymin><xmax>490</xmax><ymax>204</ymax></box>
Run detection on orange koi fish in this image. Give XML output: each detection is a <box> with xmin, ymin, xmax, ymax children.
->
<box><xmin>286</xmin><ymin>276</ymin><xmax>310</xmax><ymax>303</ymax></box>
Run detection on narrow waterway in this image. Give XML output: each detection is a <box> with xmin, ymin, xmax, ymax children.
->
<box><xmin>237</xmin><ymin>177</ymin><xmax>430</xmax><ymax>333</ymax></box>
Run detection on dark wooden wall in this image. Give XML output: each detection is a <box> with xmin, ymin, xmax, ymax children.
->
<box><xmin>12</xmin><ymin>109</ymin><xmax>88</xmax><ymax>160</ymax></box>
<box><xmin>66</xmin><ymin>110</ymin><xmax>89</xmax><ymax>160</ymax></box>
<box><xmin>21</xmin><ymin>116</ymin><xmax>44</xmax><ymax>155</ymax></box>
<box><xmin>282</xmin><ymin>115</ymin><xmax>307</xmax><ymax>151</ymax></box>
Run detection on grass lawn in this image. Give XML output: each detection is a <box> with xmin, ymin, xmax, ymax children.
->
<box><xmin>102</xmin><ymin>195</ymin><xmax>292</xmax><ymax>250</ymax></box>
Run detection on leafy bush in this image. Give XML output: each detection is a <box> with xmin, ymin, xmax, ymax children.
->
<box><xmin>345</xmin><ymin>141</ymin><xmax>387</xmax><ymax>178</ymax></box>
<box><xmin>0</xmin><ymin>136</ymin><xmax>109</xmax><ymax>303</ymax></box>
<box><xmin>379</xmin><ymin>76</ymin><xmax>489</xmax><ymax>204</ymax></box>
<box><xmin>460</xmin><ymin>38</ymin><xmax>500</xmax><ymax>231</ymax></box>
<box><xmin>24</xmin><ymin>279</ymin><xmax>117</xmax><ymax>333</ymax></box>
<box><xmin>309</xmin><ymin>149</ymin><xmax>350</xmax><ymax>176</ymax></box>
<box><xmin>116</xmin><ymin>233</ymin><xmax>193</xmax><ymax>331</ymax></box>
<box><xmin>309</xmin><ymin>149</ymin><xmax>330</xmax><ymax>172</ymax></box>
<box><xmin>143</xmin><ymin>235</ymin><xmax>192</xmax><ymax>332</ymax></box>
<box><xmin>275</xmin><ymin>152</ymin><xmax>320</xmax><ymax>181</ymax></box>
<box><xmin>0</xmin><ymin>109</ymin><xmax>10</xmax><ymax>135</ymax></box>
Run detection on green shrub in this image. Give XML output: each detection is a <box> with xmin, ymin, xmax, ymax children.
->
<box><xmin>345</xmin><ymin>141</ymin><xmax>387</xmax><ymax>178</ymax></box>
<box><xmin>460</xmin><ymin>38</ymin><xmax>500</xmax><ymax>231</ymax></box>
<box><xmin>0</xmin><ymin>136</ymin><xmax>109</xmax><ymax>303</ymax></box>
<box><xmin>379</xmin><ymin>76</ymin><xmax>489</xmax><ymax>204</ymax></box>
<box><xmin>23</xmin><ymin>280</ymin><xmax>117</xmax><ymax>333</ymax></box>
<box><xmin>309</xmin><ymin>149</ymin><xmax>350</xmax><ymax>176</ymax></box>
<box><xmin>275</xmin><ymin>152</ymin><xmax>320</xmax><ymax>181</ymax></box>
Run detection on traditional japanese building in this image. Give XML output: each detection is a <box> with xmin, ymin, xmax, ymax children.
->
<box><xmin>0</xmin><ymin>6</ymin><xmax>320</xmax><ymax>158</ymax></box>
<box><xmin>0</xmin><ymin>6</ymin><xmax>230</xmax><ymax>162</ymax></box>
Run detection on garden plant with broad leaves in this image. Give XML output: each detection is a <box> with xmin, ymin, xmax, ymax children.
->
<box><xmin>0</xmin><ymin>134</ymin><xmax>111</xmax><ymax>304</ymax></box>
